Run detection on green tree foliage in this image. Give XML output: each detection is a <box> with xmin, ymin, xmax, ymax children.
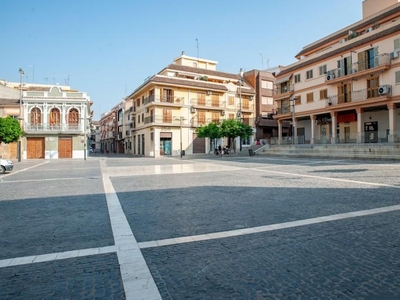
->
<box><xmin>196</xmin><ymin>119</ymin><xmax>253</xmax><ymax>151</ymax></box>
<box><xmin>196</xmin><ymin>122</ymin><xmax>222</xmax><ymax>150</ymax></box>
<box><xmin>0</xmin><ymin>116</ymin><xmax>24</xmax><ymax>144</ymax></box>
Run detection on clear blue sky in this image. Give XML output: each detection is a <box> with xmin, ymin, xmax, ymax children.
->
<box><xmin>1</xmin><ymin>0</ymin><xmax>363</xmax><ymax>120</ymax></box>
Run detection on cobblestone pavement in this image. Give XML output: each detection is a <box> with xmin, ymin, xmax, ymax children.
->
<box><xmin>1</xmin><ymin>155</ymin><xmax>400</xmax><ymax>299</ymax></box>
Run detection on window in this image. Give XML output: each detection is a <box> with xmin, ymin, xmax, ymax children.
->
<box><xmin>228</xmin><ymin>96</ymin><xmax>234</xmax><ymax>106</ymax></box>
<box><xmin>261</xmin><ymin>97</ymin><xmax>273</xmax><ymax>105</ymax></box>
<box><xmin>319</xmin><ymin>65</ymin><xmax>327</xmax><ymax>76</ymax></box>
<box><xmin>30</xmin><ymin>107</ymin><xmax>42</xmax><ymax>125</ymax></box>
<box><xmin>338</xmin><ymin>56</ymin><xmax>353</xmax><ymax>76</ymax></box>
<box><xmin>358</xmin><ymin>48</ymin><xmax>377</xmax><ymax>71</ymax></box>
<box><xmin>395</xmin><ymin>38</ymin><xmax>400</xmax><ymax>51</ymax></box>
<box><xmin>306</xmin><ymin>70</ymin><xmax>313</xmax><ymax>80</ymax></box>
<box><xmin>162</xmin><ymin>89</ymin><xmax>174</xmax><ymax>102</ymax></box>
<box><xmin>396</xmin><ymin>71</ymin><xmax>400</xmax><ymax>84</ymax></box>
<box><xmin>261</xmin><ymin>80</ymin><xmax>273</xmax><ymax>89</ymax></box>
<box><xmin>162</xmin><ymin>108</ymin><xmax>172</xmax><ymax>123</ymax></box>
<box><xmin>68</xmin><ymin>108</ymin><xmax>79</xmax><ymax>125</ymax></box>
<box><xmin>197</xmin><ymin>92</ymin><xmax>206</xmax><ymax>105</ymax></box>
<box><xmin>211</xmin><ymin>94</ymin><xmax>219</xmax><ymax>107</ymax></box>
<box><xmin>337</xmin><ymin>83</ymin><xmax>352</xmax><ymax>103</ymax></box>
<box><xmin>49</xmin><ymin>108</ymin><xmax>60</xmax><ymax>125</ymax></box>
<box><xmin>228</xmin><ymin>113</ymin><xmax>235</xmax><ymax>120</ymax></box>
<box><xmin>294</xmin><ymin>74</ymin><xmax>301</xmax><ymax>83</ymax></box>
<box><xmin>306</xmin><ymin>92</ymin><xmax>314</xmax><ymax>103</ymax></box>
<box><xmin>212</xmin><ymin>112</ymin><xmax>219</xmax><ymax>123</ymax></box>
<box><xmin>295</xmin><ymin>96</ymin><xmax>301</xmax><ymax>105</ymax></box>
<box><xmin>242</xmin><ymin>98</ymin><xmax>249</xmax><ymax>110</ymax></box>
<box><xmin>320</xmin><ymin>89</ymin><xmax>328</xmax><ymax>100</ymax></box>
<box><xmin>136</xmin><ymin>98</ymin><xmax>140</xmax><ymax>107</ymax></box>
<box><xmin>367</xmin><ymin>77</ymin><xmax>379</xmax><ymax>98</ymax></box>
<box><xmin>198</xmin><ymin>111</ymin><xmax>206</xmax><ymax>125</ymax></box>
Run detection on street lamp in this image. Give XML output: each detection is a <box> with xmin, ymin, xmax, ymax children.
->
<box><xmin>238</xmin><ymin>68</ymin><xmax>244</xmax><ymax>151</ymax></box>
<box><xmin>290</xmin><ymin>97</ymin><xmax>297</xmax><ymax>145</ymax></box>
<box><xmin>175</xmin><ymin>116</ymin><xmax>186</xmax><ymax>158</ymax></box>
<box><xmin>18</xmin><ymin>68</ymin><xmax>24</xmax><ymax>162</ymax></box>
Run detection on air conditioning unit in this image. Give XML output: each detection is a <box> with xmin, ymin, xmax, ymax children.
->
<box><xmin>207</xmin><ymin>90</ymin><xmax>212</xmax><ymax>95</ymax></box>
<box><xmin>378</xmin><ymin>85</ymin><xmax>390</xmax><ymax>96</ymax></box>
<box><xmin>326</xmin><ymin>73</ymin><xmax>335</xmax><ymax>81</ymax></box>
<box><xmin>365</xmin><ymin>27</ymin><xmax>373</xmax><ymax>33</ymax></box>
<box><xmin>190</xmin><ymin>106</ymin><xmax>196</xmax><ymax>113</ymax></box>
<box><xmin>339</xmin><ymin>38</ymin><xmax>346</xmax><ymax>44</ymax></box>
<box><xmin>390</xmin><ymin>51</ymin><xmax>399</xmax><ymax>59</ymax></box>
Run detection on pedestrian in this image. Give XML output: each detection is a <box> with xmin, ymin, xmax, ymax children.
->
<box><xmin>218</xmin><ymin>145</ymin><xmax>222</xmax><ymax>156</ymax></box>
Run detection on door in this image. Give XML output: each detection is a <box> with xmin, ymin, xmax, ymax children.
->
<box><xmin>193</xmin><ymin>133</ymin><xmax>205</xmax><ymax>153</ymax></box>
<box><xmin>58</xmin><ymin>137</ymin><xmax>72</xmax><ymax>158</ymax></box>
<box><xmin>27</xmin><ymin>137</ymin><xmax>45</xmax><ymax>159</ymax></box>
<box><xmin>344</xmin><ymin>127</ymin><xmax>351</xmax><ymax>143</ymax></box>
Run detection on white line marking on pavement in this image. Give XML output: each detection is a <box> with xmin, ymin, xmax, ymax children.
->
<box><xmin>1</xmin><ymin>177</ymin><xmax>87</xmax><ymax>183</ymax></box>
<box><xmin>138</xmin><ymin>204</ymin><xmax>400</xmax><ymax>249</ymax></box>
<box><xmin>100</xmin><ymin>160</ymin><xmax>162</xmax><ymax>300</ymax></box>
<box><xmin>0</xmin><ymin>245</ymin><xmax>117</xmax><ymax>269</ymax></box>
<box><xmin>253</xmin><ymin>168</ymin><xmax>400</xmax><ymax>188</ymax></box>
<box><xmin>0</xmin><ymin>161</ymin><xmax>49</xmax><ymax>180</ymax></box>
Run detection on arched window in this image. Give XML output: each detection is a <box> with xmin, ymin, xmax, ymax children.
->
<box><xmin>49</xmin><ymin>108</ymin><xmax>61</xmax><ymax>125</ymax></box>
<box><xmin>30</xmin><ymin>107</ymin><xmax>42</xmax><ymax>125</ymax></box>
<box><xmin>68</xmin><ymin>108</ymin><xmax>79</xmax><ymax>125</ymax></box>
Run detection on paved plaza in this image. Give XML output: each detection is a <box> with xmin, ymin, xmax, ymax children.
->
<box><xmin>1</xmin><ymin>155</ymin><xmax>400</xmax><ymax>299</ymax></box>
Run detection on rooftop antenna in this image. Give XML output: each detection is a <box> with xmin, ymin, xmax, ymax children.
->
<box><xmin>258</xmin><ymin>53</ymin><xmax>264</xmax><ymax>69</ymax></box>
<box><xmin>64</xmin><ymin>74</ymin><xmax>70</xmax><ymax>86</ymax></box>
<box><xmin>196</xmin><ymin>38</ymin><xmax>199</xmax><ymax>59</ymax></box>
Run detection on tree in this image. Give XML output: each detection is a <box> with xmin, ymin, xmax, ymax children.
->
<box><xmin>0</xmin><ymin>116</ymin><xmax>24</xmax><ymax>144</ymax></box>
<box><xmin>196</xmin><ymin>122</ymin><xmax>222</xmax><ymax>151</ymax></box>
<box><xmin>220</xmin><ymin>119</ymin><xmax>253</xmax><ymax>152</ymax></box>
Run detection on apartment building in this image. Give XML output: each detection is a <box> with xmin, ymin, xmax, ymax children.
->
<box><xmin>126</xmin><ymin>53</ymin><xmax>256</xmax><ymax>158</ymax></box>
<box><xmin>99</xmin><ymin>109</ymin><xmax>117</xmax><ymax>154</ymax></box>
<box><xmin>243</xmin><ymin>68</ymin><xmax>290</xmax><ymax>141</ymax></box>
<box><xmin>273</xmin><ymin>0</ymin><xmax>400</xmax><ymax>145</ymax></box>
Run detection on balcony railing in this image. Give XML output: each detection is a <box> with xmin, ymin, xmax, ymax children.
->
<box><xmin>143</xmin><ymin>115</ymin><xmax>184</xmax><ymax>126</ymax></box>
<box><xmin>236</xmin><ymin>103</ymin><xmax>254</xmax><ymax>111</ymax></box>
<box><xmin>273</xmin><ymin>84</ymin><xmax>294</xmax><ymax>96</ymax></box>
<box><xmin>327</xmin><ymin>87</ymin><xmax>389</xmax><ymax>107</ymax></box>
<box><xmin>24</xmin><ymin>123</ymin><xmax>83</xmax><ymax>133</ymax></box>
<box><xmin>191</xmin><ymin>98</ymin><xmax>226</xmax><ymax>109</ymax></box>
<box><xmin>143</xmin><ymin>95</ymin><xmax>184</xmax><ymax>105</ymax></box>
<box><xmin>326</xmin><ymin>53</ymin><xmax>390</xmax><ymax>82</ymax></box>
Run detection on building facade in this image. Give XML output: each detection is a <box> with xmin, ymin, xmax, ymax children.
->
<box><xmin>125</xmin><ymin>53</ymin><xmax>256</xmax><ymax>158</ymax></box>
<box><xmin>3</xmin><ymin>82</ymin><xmax>92</xmax><ymax>159</ymax></box>
<box><xmin>273</xmin><ymin>0</ymin><xmax>400</xmax><ymax>145</ymax></box>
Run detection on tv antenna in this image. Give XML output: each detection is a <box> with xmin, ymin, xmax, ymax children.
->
<box><xmin>196</xmin><ymin>38</ymin><xmax>199</xmax><ymax>59</ymax></box>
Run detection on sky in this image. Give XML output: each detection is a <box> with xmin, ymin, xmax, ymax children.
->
<box><xmin>1</xmin><ymin>0</ymin><xmax>363</xmax><ymax>120</ymax></box>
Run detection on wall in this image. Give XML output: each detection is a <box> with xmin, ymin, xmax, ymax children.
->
<box><xmin>363</xmin><ymin>0</ymin><xmax>399</xmax><ymax>19</ymax></box>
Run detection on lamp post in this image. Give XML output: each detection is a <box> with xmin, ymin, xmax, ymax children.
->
<box><xmin>175</xmin><ymin>116</ymin><xmax>186</xmax><ymax>158</ymax></box>
<box><xmin>290</xmin><ymin>97</ymin><xmax>297</xmax><ymax>145</ymax></box>
<box><xmin>18</xmin><ymin>68</ymin><xmax>24</xmax><ymax>162</ymax></box>
<box><xmin>238</xmin><ymin>68</ymin><xmax>243</xmax><ymax>151</ymax></box>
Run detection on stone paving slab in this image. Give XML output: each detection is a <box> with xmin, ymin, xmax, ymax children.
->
<box><xmin>0</xmin><ymin>253</ymin><xmax>125</xmax><ymax>300</ymax></box>
<box><xmin>113</xmin><ymin>169</ymin><xmax>400</xmax><ymax>242</ymax></box>
<box><xmin>0</xmin><ymin>195</ymin><xmax>114</xmax><ymax>260</ymax></box>
<box><xmin>143</xmin><ymin>210</ymin><xmax>400</xmax><ymax>299</ymax></box>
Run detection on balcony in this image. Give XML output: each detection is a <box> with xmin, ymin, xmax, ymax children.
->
<box><xmin>326</xmin><ymin>87</ymin><xmax>391</xmax><ymax>107</ymax></box>
<box><xmin>326</xmin><ymin>53</ymin><xmax>391</xmax><ymax>85</ymax></box>
<box><xmin>143</xmin><ymin>95</ymin><xmax>184</xmax><ymax>107</ymax></box>
<box><xmin>190</xmin><ymin>98</ymin><xmax>226</xmax><ymax>110</ymax></box>
<box><xmin>273</xmin><ymin>84</ymin><xmax>294</xmax><ymax>101</ymax></box>
<box><xmin>143</xmin><ymin>115</ymin><xmax>183</xmax><ymax>126</ymax></box>
<box><xmin>236</xmin><ymin>103</ymin><xmax>254</xmax><ymax>112</ymax></box>
<box><xmin>24</xmin><ymin>123</ymin><xmax>84</xmax><ymax>134</ymax></box>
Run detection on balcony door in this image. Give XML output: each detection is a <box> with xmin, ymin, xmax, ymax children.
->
<box><xmin>337</xmin><ymin>83</ymin><xmax>352</xmax><ymax>104</ymax></box>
